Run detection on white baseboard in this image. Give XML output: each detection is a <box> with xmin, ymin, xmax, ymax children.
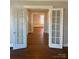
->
<box><xmin>10</xmin><ymin>43</ymin><xmax>13</xmax><ymax>47</ymax></box>
<box><xmin>63</xmin><ymin>44</ymin><xmax>68</xmax><ymax>47</ymax></box>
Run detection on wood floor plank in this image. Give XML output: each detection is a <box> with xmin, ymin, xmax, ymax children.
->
<box><xmin>10</xmin><ymin>27</ymin><xmax>68</xmax><ymax>59</ymax></box>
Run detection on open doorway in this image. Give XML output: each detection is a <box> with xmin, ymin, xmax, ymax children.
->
<box><xmin>32</xmin><ymin>13</ymin><xmax>44</xmax><ymax>33</ymax></box>
<box><xmin>27</xmin><ymin>9</ymin><xmax>49</xmax><ymax>48</ymax></box>
<box><xmin>27</xmin><ymin>9</ymin><xmax>49</xmax><ymax>34</ymax></box>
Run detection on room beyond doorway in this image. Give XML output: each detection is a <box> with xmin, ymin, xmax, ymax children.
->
<box><xmin>28</xmin><ymin>9</ymin><xmax>49</xmax><ymax>33</ymax></box>
<box><xmin>27</xmin><ymin>9</ymin><xmax>49</xmax><ymax>51</ymax></box>
<box><xmin>33</xmin><ymin>13</ymin><xmax>44</xmax><ymax>33</ymax></box>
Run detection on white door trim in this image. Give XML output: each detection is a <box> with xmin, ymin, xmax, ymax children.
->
<box><xmin>22</xmin><ymin>5</ymin><xmax>53</xmax><ymax>33</ymax></box>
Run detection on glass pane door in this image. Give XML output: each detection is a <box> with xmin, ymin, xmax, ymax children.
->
<box><xmin>13</xmin><ymin>9</ymin><xmax>27</xmax><ymax>49</ymax></box>
<box><xmin>49</xmin><ymin>8</ymin><xmax>63</xmax><ymax>48</ymax></box>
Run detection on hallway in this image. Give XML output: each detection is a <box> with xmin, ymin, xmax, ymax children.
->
<box><xmin>10</xmin><ymin>27</ymin><xmax>68</xmax><ymax>59</ymax></box>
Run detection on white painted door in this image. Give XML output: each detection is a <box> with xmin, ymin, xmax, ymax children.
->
<box><xmin>13</xmin><ymin>9</ymin><xmax>28</xmax><ymax>49</ymax></box>
<box><xmin>49</xmin><ymin>8</ymin><xmax>63</xmax><ymax>48</ymax></box>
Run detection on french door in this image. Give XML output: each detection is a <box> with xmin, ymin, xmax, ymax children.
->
<box><xmin>12</xmin><ymin>9</ymin><xmax>28</xmax><ymax>49</ymax></box>
<box><xmin>49</xmin><ymin>8</ymin><xmax>63</xmax><ymax>48</ymax></box>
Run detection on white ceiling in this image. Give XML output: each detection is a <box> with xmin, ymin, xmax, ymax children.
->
<box><xmin>11</xmin><ymin>0</ymin><xmax>67</xmax><ymax>2</ymax></box>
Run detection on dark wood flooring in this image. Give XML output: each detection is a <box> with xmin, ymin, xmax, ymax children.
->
<box><xmin>10</xmin><ymin>27</ymin><xmax>68</xmax><ymax>59</ymax></box>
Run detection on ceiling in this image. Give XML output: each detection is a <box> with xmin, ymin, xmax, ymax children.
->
<box><xmin>11</xmin><ymin>0</ymin><xmax>68</xmax><ymax>8</ymax></box>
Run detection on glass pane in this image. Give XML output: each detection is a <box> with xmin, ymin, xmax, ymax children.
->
<box><xmin>52</xmin><ymin>17</ymin><xmax>56</xmax><ymax>23</ymax></box>
<box><xmin>17</xmin><ymin>32</ymin><xmax>23</xmax><ymax>44</ymax></box>
<box><xmin>52</xmin><ymin>31</ymin><xmax>55</xmax><ymax>37</ymax></box>
<box><xmin>52</xmin><ymin>10</ymin><xmax>61</xmax><ymax>44</ymax></box>
<box><xmin>17</xmin><ymin>16</ymin><xmax>23</xmax><ymax>44</ymax></box>
<box><xmin>57</xmin><ymin>17</ymin><xmax>60</xmax><ymax>24</ymax></box>
<box><xmin>56</xmin><ymin>24</ymin><xmax>60</xmax><ymax>31</ymax></box>
<box><xmin>52</xmin><ymin>11</ymin><xmax>56</xmax><ymax>16</ymax></box>
<box><xmin>57</xmin><ymin>10</ymin><xmax>60</xmax><ymax>16</ymax></box>
<box><xmin>56</xmin><ymin>31</ymin><xmax>60</xmax><ymax>37</ymax></box>
<box><xmin>52</xmin><ymin>37</ymin><xmax>55</xmax><ymax>43</ymax></box>
<box><xmin>56</xmin><ymin>38</ymin><xmax>60</xmax><ymax>44</ymax></box>
<box><xmin>52</xmin><ymin>24</ymin><xmax>55</xmax><ymax>30</ymax></box>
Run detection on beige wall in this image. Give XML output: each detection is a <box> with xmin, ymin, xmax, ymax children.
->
<box><xmin>11</xmin><ymin>1</ymin><xmax>68</xmax><ymax>46</ymax></box>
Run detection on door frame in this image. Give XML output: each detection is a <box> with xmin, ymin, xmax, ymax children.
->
<box><xmin>31</xmin><ymin>12</ymin><xmax>45</xmax><ymax>33</ymax></box>
<box><xmin>23</xmin><ymin>5</ymin><xmax>53</xmax><ymax>33</ymax></box>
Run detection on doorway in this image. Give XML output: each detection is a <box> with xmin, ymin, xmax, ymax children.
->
<box><xmin>32</xmin><ymin>13</ymin><xmax>44</xmax><ymax>33</ymax></box>
<box><xmin>27</xmin><ymin>9</ymin><xmax>49</xmax><ymax>48</ymax></box>
<box><xmin>27</xmin><ymin>9</ymin><xmax>49</xmax><ymax>34</ymax></box>
<box><xmin>12</xmin><ymin>6</ymin><xmax>63</xmax><ymax>49</ymax></box>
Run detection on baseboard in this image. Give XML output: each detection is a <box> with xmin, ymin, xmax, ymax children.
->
<box><xmin>33</xmin><ymin>26</ymin><xmax>44</xmax><ymax>28</ymax></box>
<box><xmin>28</xmin><ymin>32</ymin><xmax>33</xmax><ymax>33</ymax></box>
<box><xmin>10</xmin><ymin>43</ymin><xmax>13</xmax><ymax>47</ymax></box>
<box><xmin>44</xmin><ymin>31</ymin><xmax>48</xmax><ymax>34</ymax></box>
<box><xmin>63</xmin><ymin>44</ymin><xmax>68</xmax><ymax>47</ymax></box>
<box><xmin>33</xmin><ymin>25</ymin><xmax>44</xmax><ymax>27</ymax></box>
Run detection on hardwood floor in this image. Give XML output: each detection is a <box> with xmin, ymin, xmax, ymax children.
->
<box><xmin>10</xmin><ymin>27</ymin><xmax>68</xmax><ymax>59</ymax></box>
